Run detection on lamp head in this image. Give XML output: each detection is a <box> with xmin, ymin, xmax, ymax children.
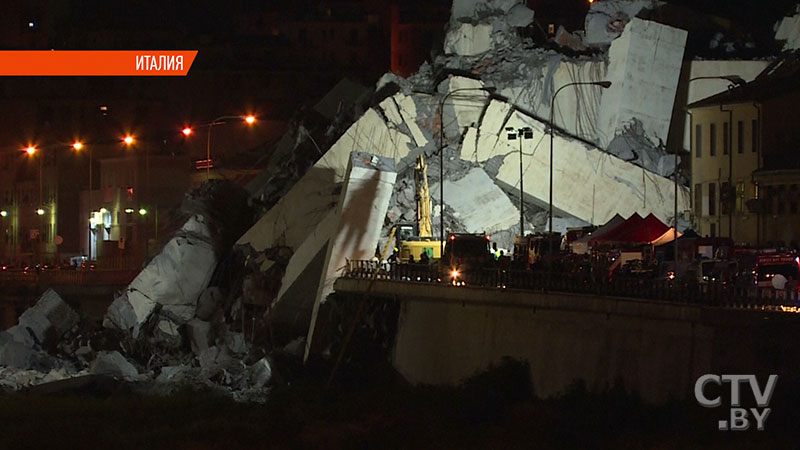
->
<box><xmin>596</xmin><ymin>81</ymin><xmax>612</xmax><ymax>89</ymax></box>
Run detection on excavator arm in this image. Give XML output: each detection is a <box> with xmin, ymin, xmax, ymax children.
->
<box><xmin>415</xmin><ymin>154</ymin><xmax>433</xmax><ymax>238</ymax></box>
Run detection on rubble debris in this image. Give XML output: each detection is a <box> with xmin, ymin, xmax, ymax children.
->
<box><xmin>430</xmin><ymin>167</ymin><xmax>519</xmax><ymax>234</ymax></box>
<box><xmin>16</xmin><ymin>289</ymin><xmax>79</xmax><ymax>347</ymax></box>
<box><xmin>248</xmin><ymin>357</ymin><xmax>273</xmax><ymax>389</ymax></box>
<box><xmin>775</xmin><ymin>5</ymin><xmax>800</xmax><ymax>51</ymax></box>
<box><xmin>584</xmin><ymin>0</ymin><xmax>661</xmax><ymax>46</ymax></box>
<box><xmin>89</xmin><ymin>351</ymin><xmax>139</xmax><ymax>381</ymax></box>
<box><xmin>187</xmin><ymin>318</ymin><xmax>213</xmax><ymax>355</ymax></box>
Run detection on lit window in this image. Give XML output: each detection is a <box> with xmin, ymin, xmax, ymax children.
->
<box><xmin>548</xmin><ymin>24</ymin><xmax>555</xmax><ymax>35</ymax></box>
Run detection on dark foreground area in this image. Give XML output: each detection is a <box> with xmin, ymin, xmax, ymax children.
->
<box><xmin>2</xmin><ymin>360</ymin><xmax>799</xmax><ymax>450</ymax></box>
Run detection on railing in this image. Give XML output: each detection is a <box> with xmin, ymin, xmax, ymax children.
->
<box><xmin>0</xmin><ymin>269</ymin><xmax>138</xmax><ymax>287</ymax></box>
<box><xmin>342</xmin><ymin>260</ymin><xmax>800</xmax><ymax>310</ymax></box>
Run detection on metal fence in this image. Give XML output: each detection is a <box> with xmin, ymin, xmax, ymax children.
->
<box><xmin>342</xmin><ymin>260</ymin><xmax>800</xmax><ymax>310</ymax></box>
<box><xmin>0</xmin><ymin>269</ymin><xmax>138</xmax><ymax>287</ymax></box>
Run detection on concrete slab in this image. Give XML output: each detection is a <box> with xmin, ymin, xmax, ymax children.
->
<box><xmin>305</xmin><ymin>151</ymin><xmax>397</xmax><ymax>360</ymax></box>
<box><xmin>430</xmin><ymin>168</ymin><xmax>520</xmax><ymax>233</ymax></box>
<box><xmin>597</xmin><ymin>18</ymin><xmax>688</xmax><ymax>148</ymax></box>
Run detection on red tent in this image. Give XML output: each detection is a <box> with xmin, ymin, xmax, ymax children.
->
<box><xmin>592</xmin><ymin>213</ymin><xmax>669</xmax><ymax>245</ymax></box>
<box><xmin>585</xmin><ymin>213</ymin><xmax>629</xmax><ymax>248</ymax></box>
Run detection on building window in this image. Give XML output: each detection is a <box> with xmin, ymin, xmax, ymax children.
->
<box><xmin>721</xmin><ymin>181</ymin><xmax>730</xmax><ymax>215</ymax></box>
<box><xmin>737</xmin><ymin>120</ymin><xmax>744</xmax><ymax>154</ymax></box>
<box><xmin>710</xmin><ymin>223</ymin><xmax>716</xmax><ymax>238</ymax></box>
<box><xmin>736</xmin><ymin>181</ymin><xmax>745</xmax><ymax>213</ymax></box>
<box><xmin>710</xmin><ymin>123</ymin><xmax>717</xmax><ymax>156</ymax></box>
<box><xmin>695</xmin><ymin>124</ymin><xmax>702</xmax><ymax>158</ymax></box>
<box><xmin>548</xmin><ymin>23</ymin><xmax>555</xmax><ymax>35</ymax></box>
<box><xmin>723</xmin><ymin>122</ymin><xmax>729</xmax><ymax>155</ymax></box>
<box><xmin>791</xmin><ymin>185</ymin><xmax>798</xmax><ymax>214</ymax></box>
<box><xmin>695</xmin><ymin>183</ymin><xmax>702</xmax><ymax>216</ymax></box>
<box><xmin>709</xmin><ymin>182</ymin><xmax>716</xmax><ymax>216</ymax></box>
<box><xmin>752</xmin><ymin>119</ymin><xmax>759</xmax><ymax>153</ymax></box>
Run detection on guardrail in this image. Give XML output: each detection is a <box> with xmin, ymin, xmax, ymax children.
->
<box><xmin>0</xmin><ymin>269</ymin><xmax>138</xmax><ymax>287</ymax></box>
<box><xmin>342</xmin><ymin>260</ymin><xmax>800</xmax><ymax>310</ymax></box>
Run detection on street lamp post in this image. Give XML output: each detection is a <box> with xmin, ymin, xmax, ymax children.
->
<box><xmin>548</xmin><ymin>81</ymin><xmax>611</xmax><ymax>273</ymax></box>
<box><xmin>192</xmin><ymin>115</ymin><xmax>256</xmax><ymax>181</ymax></box>
<box><xmin>506</xmin><ymin>127</ymin><xmax>533</xmax><ymax>236</ymax></box>
<box><xmin>438</xmin><ymin>87</ymin><xmax>494</xmax><ymax>256</ymax></box>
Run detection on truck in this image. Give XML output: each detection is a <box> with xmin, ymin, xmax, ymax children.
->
<box><xmin>440</xmin><ymin>233</ymin><xmax>494</xmax><ymax>284</ymax></box>
<box><xmin>755</xmin><ymin>253</ymin><xmax>800</xmax><ymax>288</ymax></box>
<box><xmin>512</xmin><ymin>232</ymin><xmax>563</xmax><ymax>269</ymax></box>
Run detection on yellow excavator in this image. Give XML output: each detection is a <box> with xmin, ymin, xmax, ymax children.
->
<box><xmin>395</xmin><ymin>154</ymin><xmax>441</xmax><ymax>263</ymax></box>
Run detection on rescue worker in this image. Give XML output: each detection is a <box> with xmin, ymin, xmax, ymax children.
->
<box><xmin>419</xmin><ymin>251</ymin><xmax>430</xmax><ymax>265</ymax></box>
<box><xmin>492</xmin><ymin>242</ymin><xmax>501</xmax><ymax>261</ymax></box>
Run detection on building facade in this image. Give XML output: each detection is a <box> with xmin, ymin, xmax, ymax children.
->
<box><xmin>689</xmin><ymin>56</ymin><xmax>800</xmax><ymax>248</ymax></box>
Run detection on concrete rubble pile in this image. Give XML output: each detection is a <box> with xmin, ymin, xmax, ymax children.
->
<box><xmin>228</xmin><ymin>0</ymin><xmax>706</xmax><ymax>349</ymax></box>
<box><xmin>0</xmin><ymin>181</ymin><xmax>278</xmax><ymax>402</ymax></box>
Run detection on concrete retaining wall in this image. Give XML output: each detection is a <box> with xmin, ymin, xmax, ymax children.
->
<box><xmin>334</xmin><ymin>278</ymin><xmax>800</xmax><ymax>404</ymax></box>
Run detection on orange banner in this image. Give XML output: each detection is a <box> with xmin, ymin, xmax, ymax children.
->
<box><xmin>0</xmin><ymin>51</ymin><xmax>198</xmax><ymax>76</ymax></box>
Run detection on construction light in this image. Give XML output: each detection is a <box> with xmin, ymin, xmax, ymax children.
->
<box><xmin>100</xmin><ymin>208</ymin><xmax>108</xmax><ymax>214</ymax></box>
<box><xmin>244</xmin><ymin>115</ymin><xmax>256</xmax><ymax>125</ymax></box>
<box><xmin>123</xmin><ymin>135</ymin><xmax>134</xmax><ymax>145</ymax></box>
<box><xmin>72</xmin><ymin>141</ymin><xmax>83</xmax><ymax>151</ymax></box>
<box><xmin>182</xmin><ymin>127</ymin><xmax>193</xmax><ymax>136</ymax></box>
<box><xmin>138</xmin><ymin>208</ymin><xmax>147</xmax><ymax>216</ymax></box>
<box><xmin>0</xmin><ymin>210</ymin><xmax>7</xmax><ymax>217</ymax></box>
<box><xmin>124</xmin><ymin>208</ymin><xmax>134</xmax><ymax>214</ymax></box>
<box><xmin>36</xmin><ymin>208</ymin><xmax>45</xmax><ymax>216</ymax></box>
<box><xmin>25</xmin><ymin>146</ymin><xmax>36</xmax><ymax>155</ymax></box>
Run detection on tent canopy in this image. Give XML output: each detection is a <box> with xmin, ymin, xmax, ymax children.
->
<box><xmin>591</xmin><ymin>213</ymin><xmax>669</xmax><ymax>246</ymax></box>
<box><xmin>572</xmin><ymin>214</ymin><xmax>625</xmax><ymax>253</ymax></box>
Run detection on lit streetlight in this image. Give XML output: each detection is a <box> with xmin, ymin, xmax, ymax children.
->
<box><xmin>549</xmin><ymin>80</ymin><xmax>612</xmax><ymax>274</ymax></box>
<box><xmin>506</xmin><ymin>127</ymin><xmax>533</xmax><ymax>236</ymax></box>
<box><xmin>183</xmin><ymin>115</ymin><xmax>257</xmax><ymax>180</ymax></box>
<box><xmin>123</xmin><ymin>135</ymin><xmax>134</xmax><ymax>145</ymax></box>
<box><xmin>438</xmin><ymin>87</ymin><xmax>494</xmax><ymax>255</ymax></box>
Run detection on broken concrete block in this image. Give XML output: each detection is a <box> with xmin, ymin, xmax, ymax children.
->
<box><xmin>187</xmin><ymin>318</ymin><xmax>213</xmax><ymax>355</ymax></box>
<box><xmin>90</xmin><ymin>351</ymin><xmax>139</xmax><ymax>380</ymax></box>
<box><xmin>104</xmin><ymin>291</ymin><xmax>156</xmax><ymax>337</ymax></box>
<box><xmin>584</xmin><ymin>0</ymin><xmax>656</xmax><ymax>46</ymax></box>
<box><xmin>430</xmin><ymin>168</ymin><xmax>519</xmax><ymax>234</ymax></box>
<box><xmin>153</xmin><ymin>319</ymin><xmax>182</xmax><ymax>349</ymax></box>
<box><xmin>15</xmin><ymin>289</ymin><xmax>78</xmax><ymax>346</ymax></box>
<box><xmin>196</xmin><ymin>287</ymin><xmax>223</xmax><ymax>321</ymax></box>
<box><xmin>283</xmin><ymin>337</ymin><xmax>306</xmax><ymax>359</ymax></box>
<box><xmin>248</xmin><ymin>357</ymin><xmax>272</xmax><ymax>388</ymax></box>
<box><xmin>223</xmin><ymin>331</ymin><xmax>247</xmax><ymax>356</ymax></box>
<box><xmin>597</xmin><ymin>17</ymin><xmax>687</xmax><ymax>148</ymax></box>
<box><xmin>0</xmin><ymin>341</ymin><xmax>35</xmax><ymax>369</ymax></box>
<box><xmin>155</xmin><ymin>364</ymin><xmax>190</xmax><ymax>384</ymax></box>
<box><xmin>4</xmin><ymin>326</ymin><xmax>34</xmax><ymax>348</ymax></box>
<box><xmin>775</xmin><ymin>6</ymin><xmax>800</xmax><ymax>51</ymax></box>
<box><xmin>105</xmin><ymin>214</ymin><xmax>217</xmax><ymax>335</ymax></box>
